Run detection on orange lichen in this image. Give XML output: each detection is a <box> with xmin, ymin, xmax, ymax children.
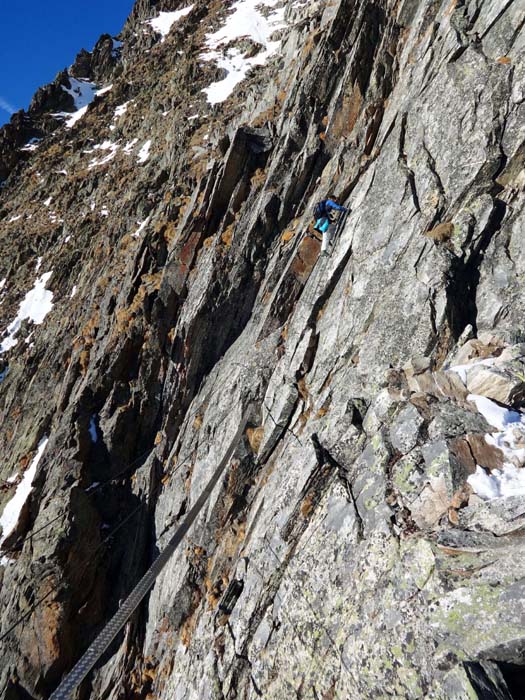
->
<box><xmin>246</xmin><ymin>426</ymin><xmax>264</xmax><ymax>453</ymax></box>
<box><xmin>193</xmin><ymin>414</ymin><xmax>203</xmax><ymax>430</ymax></box>
<box><xmin>221</xmin><ymin>224</ymin><xmax>234</xmax><ymax>247</ymax></box>
<box><xmin>250</xmin><ymin>168</ymin><xmax>267</xmax><ymax>188</ymax></box>
<box><xmin>300</xmin><ymin>494</ymin><xmax>315</xmax><ymax>518</ymax></box>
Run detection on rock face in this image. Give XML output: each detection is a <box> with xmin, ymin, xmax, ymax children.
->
<box><xmin>0</xmin><ymin>0</ymin><xmax>524</xmax><ymax>698</ymax></box>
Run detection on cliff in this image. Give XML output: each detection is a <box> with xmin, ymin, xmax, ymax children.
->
<box><xmin>0</xmin><ymin>0</ymin><xmax>524</xmax><ymax>698</ymax></box>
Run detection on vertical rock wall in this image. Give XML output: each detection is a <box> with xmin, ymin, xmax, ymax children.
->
<box><xmin>0</xmin><ymin>0</ymin><xmax>524</xmax><ymax>698</ymax></box>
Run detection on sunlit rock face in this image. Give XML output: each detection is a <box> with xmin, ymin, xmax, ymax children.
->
<box><xmin>0</xmin><ymin>1</ymin><xmax>524</xmax><ymax>698</ymax></box>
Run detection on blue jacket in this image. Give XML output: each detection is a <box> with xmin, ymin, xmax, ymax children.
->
<box><xmin>324</xmin><ymin>199</ymin><xmax>346</xmax><ymax>212</ymax></box>
<box><xmin>317</xmin><ymin>199</ymin><xmax>347</xmax><ymax>219</ymax></box>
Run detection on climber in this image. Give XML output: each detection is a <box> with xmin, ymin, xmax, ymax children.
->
<box><xmin>313</xmin><ymin>197</ymin><xmax>348</xmax><ymax>256</ymax></box>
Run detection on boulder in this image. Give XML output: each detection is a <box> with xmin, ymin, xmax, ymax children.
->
<box><xmin>465</xmin><ymin>363</ymin><xmax>525</xmax><ymax>406</ymax></box>
<box><xmin>389</xmin><ymin>404</ymin><xmax>424</xmax><ymax>454</ymax></box>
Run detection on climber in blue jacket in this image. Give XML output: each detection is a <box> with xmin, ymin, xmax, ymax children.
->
<box><xmin>313</xmin><ymin>197</ymin><xmax>348</xmax><ymax>256</ymax></box>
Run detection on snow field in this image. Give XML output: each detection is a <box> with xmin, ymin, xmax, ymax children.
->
<box><xmin>200</xmin><ymin>0</ymin><xmax>287</xmax><ymax>104</ymax></box>
<box><xmin>53</xmin><ymin>76</ymin><xmax>113</xmax><ymax>129</ymax></box>
<box><xmin>146</xmin><ymin>6</ymin><xmax>195</xmax><ymax>42</ymax></box>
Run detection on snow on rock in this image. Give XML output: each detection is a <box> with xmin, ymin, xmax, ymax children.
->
<box><xmin>137</xmin><ymin>140</ymin><xmax>152</xmax><ymax>163</ymax></box>
<box><xmin>468</xmin><ymin>464</ymin><xmax>525</xmax><ymax>500</ymax></box>
<box><xmin>467</xmin><ymin>394</ymin><xmax>520</xmax><ymax>433</ymax></box>
<box><xmin>114</xmin><ymin>101</ymin><xmax>131</xmax><ymax>118</ymax></box>
<box><xmin>123</xmin><ymin>138</ymin><xmax>139</xmax><ymax>155</ymax></box>
<box><xmin>70</xmin><ymin>285</ymin><xmax>77</xmax><ymax>298</ymax></box>
<box><xmin>132</xmin><ymin>217</ymin><xmax>150</xmax><ymax>238</ymax></box>
<box><xmin>95</xmin><ymin>84</ymin><xmax>113</xmax><ymax>97</ymax></box>
<box><xmin>447</xmin><ymin>357</ymin><xmax>496</xmax><ymax>384</ymax></box>
<box><xmin>53</xmin><ymin>105</ymin><xmax>89</xmax><ymax>129</ymax></box>
<box><xmin>8</xmin><ymin>215</ymin><xmax>22</xmax><ymax>222</ymax></box>
<box><xmin>53</xmin><ymin>75</ymin><xmax>109</xmax><ymax>129</ymax></box>
<box><xmin>62</xmin><ymin>77</ymin><xmax>97</xmax><ymax>109</ymax></box>
<box><xmin>0</xmin><ymin>437</ymin><xmax>49</xmax><ymax>550</ymax></box>
<box><xmin>111</xmin><ymin>101</ymin><xmax>132</xmax><ymax>131</ymax></box>
<box><xmin>201</xmin><ymin>0</ymin><xmax>286</xmax><ymax>104</ymax></box>
<box><xmin>0</xmin><ymin>272</ymin><xmax>54</xmax><ymax>353</ymax></box>
<box><xmin>88</xmin><ymin>141</ymin><xmax>120</xmax><ymax>169</ymax></box>
<box><xmin>20</xmin><ymin>137</ymin><xmax>42</xmax><ymax>152</ymax></box>
<box><xmin>146</xmin><ymin>6</ymin><xmax>194</xmax><ymax>42</ymax></box>
<box><xmin>467</xmin><ymin>394</ymin><xmax>525</xmax><ymax>499</ymax></box>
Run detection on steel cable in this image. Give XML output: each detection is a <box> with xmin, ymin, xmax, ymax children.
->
<box><xmin>48</xmin><ymin>417</ymin><xmax>248</xmax><ymax>700</ymax></box>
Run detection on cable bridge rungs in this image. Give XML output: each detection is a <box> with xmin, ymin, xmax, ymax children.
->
<box><xmin>50</xmin><ymin>417</ymin><xmax>248</xmax><ymax>700</ymax></box>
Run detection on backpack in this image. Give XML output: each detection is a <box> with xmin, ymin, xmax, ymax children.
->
<box><xmin>313</xmin><ymin>200</ymin><xmax>326</xmax><ymax>219</ymax></box>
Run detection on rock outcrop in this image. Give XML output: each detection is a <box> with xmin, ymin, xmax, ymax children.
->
<box><xmin>0</xmin><ymin>0</ymin><xmax>524</xmax><ymax>698</ymax></box>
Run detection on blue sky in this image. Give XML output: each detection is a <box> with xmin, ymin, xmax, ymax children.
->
<box><xmin>0</xmin><ymin>1</ymin><xmax>135</xmax><ymax>126</ymax></box>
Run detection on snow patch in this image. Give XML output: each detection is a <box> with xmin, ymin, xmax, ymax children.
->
<box><xmin>88</xmin><ymin>141</ymin><xmax>120</xmax><ymax>169</ymax></box>
<box><xmin>70</xmin><ymin>285</ymin><xmax>77</xmax><ymax>298</ymax></box>
<box><xmin>52</xmin><ymin>105</ymin><xmax>89</xmax><ymax>129</ymax></box>
<box><xmin>467</xmin><ymin>394</ymin><xmax>525</xmax><ymax>500</ymax></box>
<box><xmin>146</xmin><ymin>6</ymin><xmax>194</xmax><ymax>41</ymax></box>
<box><xmin>52</xmin><ymin>76</ymin><xmax>104</xmax><ymax>129</ymax></box>
<box><xmin>62</xmin><ymin>77</ymin><xmax>97</xmax><ymax>109</ymax></box>
<box><xmin>0</xmin><ymin>437</ymin><xmax>49</xmax><ymax>550</ymax></box>
<box><xmin>132</xmin><ymin>217</ymin><xmax>150</xmax><ymax>238</ymax></box>
<box><xmin>447</xmin><ymin>358</ymin><xmax>497</xmax><ymax>384</ymax></box>
<box><xmin>123</xmin><ymin>138</ymin><xmax>138</xmax><ymax>155</ymax></box>
<box><xmin>20</xmin><ymin>137</ymin><xmax>42</xmax><ymax>152</ymax></box>
<box><xmin>95</xmin><ymin>84</ymin><xmax>113</xmax><ymax>97</ymax></box>
<box><xmin>467</xmin><ymin>394</ymin><xmax>520</xmax><ymax>433</ymax></box>
<box><xmin>114</xmin><ymin>101</ymin><xmax>131</xmax><ymax>118</ymax></box>
<box><xmin>468</xmin><ymin>464</ymin><xmax>525</xmax><ymax>499</ymax></box>
<box><xmin>201</xmin><ymin>0</ymin><xmax>286</xmax><ymax>104</ymax></box>
<box><xmin>0</xmin><ymin>272</ymin><xmax>54</xmax><ymax>353</ymax></box>
<box><xmin>137</xmin><ymin>140</ymin><xmax>152</xmax><ymax>163</ymax></box>
<box><xmin>8</xmin><ymin>215</ymin><xmax>22</xmax><ymax>222</ymax></box>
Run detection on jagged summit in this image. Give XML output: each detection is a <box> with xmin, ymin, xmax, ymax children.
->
<box><xmin>0</xmin><ymin>0</ymin><xmax>524</xmax><ymax>698</ymax></box>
